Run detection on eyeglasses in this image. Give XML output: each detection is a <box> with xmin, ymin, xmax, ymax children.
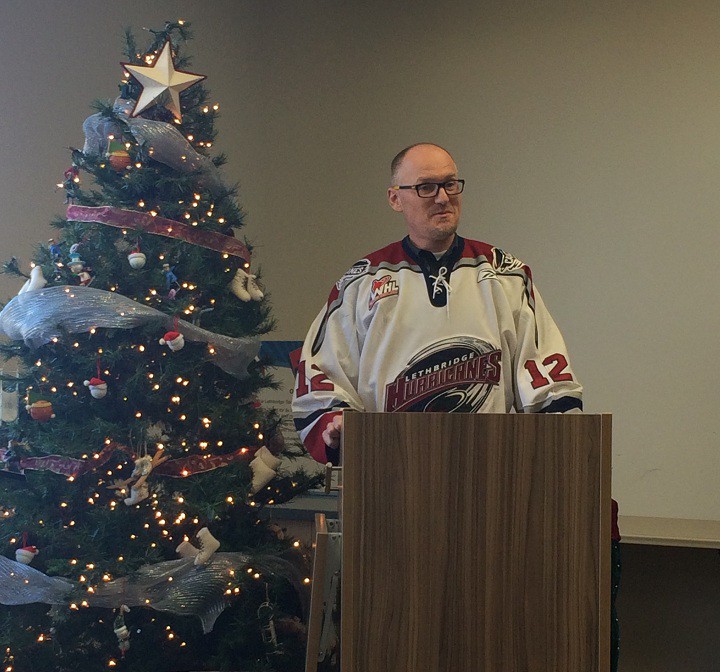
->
<box><xmin>391</xmin><ymin>179</ymin><xmax>465</xmax><ymax>198</ymax></box>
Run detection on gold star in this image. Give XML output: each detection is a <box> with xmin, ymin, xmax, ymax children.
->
<box><xmin>122</xmin><ymin>39</ymin><xmax>205</xmax><ymax>121</ymax></box>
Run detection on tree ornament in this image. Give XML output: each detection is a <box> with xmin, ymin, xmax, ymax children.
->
<box><xmin>113</xmin><ymin>605</ymin><xmax>131</xmax><ymax>657</ymax></box>
<box><xmin>84</xmin><ymin>377</ymin><xmax>107</xmax><ymax>399</ymax></box>
<box><xmin>107</xmin><ymin>139</ymin><xmax>131</xmax><ymax>172</ymax></box>
<box><xmin>62</xmin><ymin>165</ymin><xmax>80</xmax><ymax>204</ymax></box>
<box><xmin>25</xmin><ymin>399</ymin><xmax>55</xmax><ymax>422</ymax></box>
<box><xmin>15</xmin><ymin>546</ymin><xmax>39</xmax><ymax>564</ymax></box>
<box><xmin>122</xmin><ymin>39</ymin><xmax>206</xmax><ymax>121</ymax></box>
<box><xmin>162</xmin><ymin>263</ymin><xmax>179</xmax><ymax>291</ymax></box>
<box><xmin>146</xmin><ymin>421</ymin><xmax>169</xmax><ymax>443</ymax></box>
<box><xmin>48</xmin><ymin>239</ymin><xmax>64</xmax><ymax>260</ymax></box>
<box><xmin>194</xmin><ymin>527</ymin><xmax>220</xmax><ymax>566</ymax></box>
<box><xmin>159</xmin><ymin>330</ymin><xmax>184</xmax><ymax>352</ymax></box>
<box><xmin>68</xmin><ymin>253</ymin><xmax>84</xmax><ymax>275</ymax></box>
<box><xmin>16</xmin><ymin>534</ymin><xmax>39</xmax><ymax>565</ymax></box>
<box><xmin>107</xmin><ymin>447</ymin><xmax>169</xmax><ymax>506</ymax></box>
<box><xmin>18</xmin><ymin>266</ymin><xmax>47</xmax><ymax>295</ymax></box>
<box><xmin>249</xmin><ymin>446</ymin><xmax>281</xmax><ymax>494</ymax></box>
<box><xmin>230</xmin><ymin>267</ymin><xmax>264</xmax><ymax>302</ymax></box>
<box><xmin>0</xmin><ymin>377</ymin><xmax>20</xmax><ymax>426</ymax></box>
<box><xmin>257</xmin><ymin>584</ymin><xmax>280</xmax><ymax>658</ymax></box>
<box><xmin>127</xmin><ymin>248</ymin><xmax>146</xmax><ymax>269</ymax></box>
<box><xmin>175</xmin><ymin>539</ymin><xmax>200</xmax><ymax>559</ymax></box>
<box><xmin>77</xmin><ymin>268</ymin><xmax>93</xmax><ymax>286</ymax></box>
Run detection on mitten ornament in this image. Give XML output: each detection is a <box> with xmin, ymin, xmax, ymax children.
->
<box><xmin>194</xmin><ymin>527</ymin><xmax>220</xmax><ymax>566</ymax></box>
<box><xmin>176</xmin><ymin>539</ymin><xmax>200</xmax><ymax>559</ymax></box>
<box><xmin>250</xmin><ymin>445</ymin><xmax>282</xmax><ymax>494</ymax></box>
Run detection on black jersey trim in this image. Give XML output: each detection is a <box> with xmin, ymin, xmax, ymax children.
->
<box><xmin>294</xmin><ymin>402</ymin><xmax>350</xmax><ymax>432</ymax></box>
<box><xmin>402</xmin><ymin>235</ymin><xmax>464</xmax><ymax>307</ymax></box>
<box><xmin>538</xmin><ymin>396</ymin><xmax>583</xmax><ymax>413</ymax></box>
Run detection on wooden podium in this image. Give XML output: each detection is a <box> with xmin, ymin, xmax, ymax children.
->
<box><xmin>340</xmin><ymin>412</ymin><xmax>611</xmax><ymax>672</ymax></box>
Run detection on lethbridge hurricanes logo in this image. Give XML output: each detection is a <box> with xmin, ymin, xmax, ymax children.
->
<box><xmin>384</xmin><ymin>337</ymin><xmax>501</xmax><ymax>412</ymax></box>
<box><xmin>369</xmin><ymin>274</ymin><xmax>399</xmax><ymax>309</ymax></box>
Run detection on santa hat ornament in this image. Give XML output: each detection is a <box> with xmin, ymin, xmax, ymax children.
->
<box><xmin>84</xmin><ymin>360</ymin><xmax>108</xmax><ymax>398</ymax></box>
<box><xmin>127</xmin><ymin>245</ymin><xmax>146</xmax><ymax>270</ymax></box>
<box><xmin>16</xmin><ymin>545</ymin><xmax>39</xmax><ymax>565</ymax></box>
<box><xmin>159</xmin><ymin>330</ymin><xmax>184</xmax><ymax>352</ymax></box>
<box><xmin>84</xmin><ymin>377</ymin><xmax>108</xmax><ymax>399</ymax></box>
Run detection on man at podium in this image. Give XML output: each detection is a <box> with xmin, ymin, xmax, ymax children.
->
<box><xmin>292</xmin><ymin>143</ymin><xmax>583</xmax><ymax>465</ymax></box>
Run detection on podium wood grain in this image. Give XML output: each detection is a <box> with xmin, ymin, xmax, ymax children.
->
<box><xmin>341</xmin><ymin>412</ymin><xmax>611</xmax><ymax>672</ymax></box>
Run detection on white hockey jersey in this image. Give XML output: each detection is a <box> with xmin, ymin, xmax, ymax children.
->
<box><xmin>292</xmin><ymin>235</ymin><xmax>583</xmax><ymax>463</ymax></box>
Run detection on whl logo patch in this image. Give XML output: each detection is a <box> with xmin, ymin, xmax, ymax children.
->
<box><xmin>369</xmin><ymin>274</ymin><xmax>399</xmax><ymax>309</ymax></box>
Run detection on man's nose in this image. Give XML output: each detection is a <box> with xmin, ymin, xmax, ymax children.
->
<box><xmin>435</xmin><ymin>187</ymin><xmax>450</xmax><ymax>203</ymax></box>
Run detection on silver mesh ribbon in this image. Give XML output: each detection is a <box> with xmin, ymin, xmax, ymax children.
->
<box><xmin>0</xmin><ymin>553</ymin><xmax>305</xmax><ymax>634</ymax></box>
<box><xmin>81</xmin><ymin>112</ymin><xmax>122</xmax><ymax>156</ymax></box>
<box><xmin>0</xmin><ymin>555</ymin><xmax>73</xmax><ymax>604</ymax></box>
<box><xmin>87</xmin><ymin>553</ymin><xmax>250</xmax><ymax>633</ymax></box>
<box><xmin>82</xmin><ymin>98</ymin><xmax>223</xmax><ymax>194</ymax></box>
<box><xmin>0</xmin><ymin>286</ymin><xmax>259</xmax><ymax>378</ymax></box>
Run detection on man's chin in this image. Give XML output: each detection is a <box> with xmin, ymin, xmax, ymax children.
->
<box><xmin>432</xmin><ymin>218</ymin><xmax>458</xmax><ymax>234</ymax></box>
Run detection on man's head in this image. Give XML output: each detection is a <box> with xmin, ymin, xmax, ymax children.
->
<box><xmin>387</xmin><ymin>143</ymin><xmax>463</xmax><ymax>253</ymax></box>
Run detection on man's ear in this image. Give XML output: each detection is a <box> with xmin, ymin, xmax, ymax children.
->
<box><xmin>387</xmin><ymin>188</ymin><xmax>403</xmax><ymax>212</ymax></box>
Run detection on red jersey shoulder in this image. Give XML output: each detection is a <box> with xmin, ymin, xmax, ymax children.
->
<box><xmin>364</xmin><ymin>240</ymin><xmax>408</xmax><ymax>266</ymax></box>
<box><xmin>461</xmin><ymin>238</ymin><xmax>531</xmax><ymax>277</ymax></box>
<box><xmin>459</xmin><ymin>238</ymin><xmax>495</xmax><ymax>262</ymax></box>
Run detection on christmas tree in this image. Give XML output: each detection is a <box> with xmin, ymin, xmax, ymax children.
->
<box><xmin>0</xmin><ymin>22</ymin><xmax>312</xmax><ymax>672</ymax></box>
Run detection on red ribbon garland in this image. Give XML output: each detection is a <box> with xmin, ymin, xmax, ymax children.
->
<box><xmin>0</xmin><ymin>441</ymin><xmax>255</xmax><ymax>479</ymax></box>
<box><xmin>66</xmin><ymin>205</ymin><xmax>251</xmax><ymax>263</ymax></box>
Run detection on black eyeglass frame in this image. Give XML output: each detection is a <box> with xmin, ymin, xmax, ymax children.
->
<box><xmin>391</xmin><ymin>179</ymin><xmax>465</xmax><ymax>198</ymax></box>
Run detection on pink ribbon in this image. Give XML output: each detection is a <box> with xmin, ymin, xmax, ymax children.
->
<box><xmin>67</xmin><ymin>205</ymin><xmax>250</xmax><ymax>262</ymax></box>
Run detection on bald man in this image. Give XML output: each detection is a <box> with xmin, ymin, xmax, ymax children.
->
<box><xmin>292</xmin><ymin>143</ymin><xmax>583</xmax><ymax>464</ymax></box>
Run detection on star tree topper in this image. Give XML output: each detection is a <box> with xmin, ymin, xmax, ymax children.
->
<box><xmin>122</xmin><ymin>39</ymin><xmax>205</xmax><ymax>121</ymax></box>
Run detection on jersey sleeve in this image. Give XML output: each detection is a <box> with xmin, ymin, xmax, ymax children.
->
<box><xmin>489</xmin><ymin>249</ymin><xmax>583</xmax><ymax>413</ymax></box>
<box><xmin>512</xmin><ymin>277</ymin><xmax>583</xmax><ymax>413</ymax></box>
<box><xmin>292</xmin><ymin>273</ymin><xmax>366</xmax><ymax>463</ymax></box>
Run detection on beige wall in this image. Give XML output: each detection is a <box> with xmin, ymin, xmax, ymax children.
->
<box><xmin>1</xmin><ymin>1</ymin><xmax>718</xmax><ymax>666</ymax></box>
<box><xmin>2</xmin><ymin>0</ymin><xmax>717</xmax><ymax>523</ymax></box>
